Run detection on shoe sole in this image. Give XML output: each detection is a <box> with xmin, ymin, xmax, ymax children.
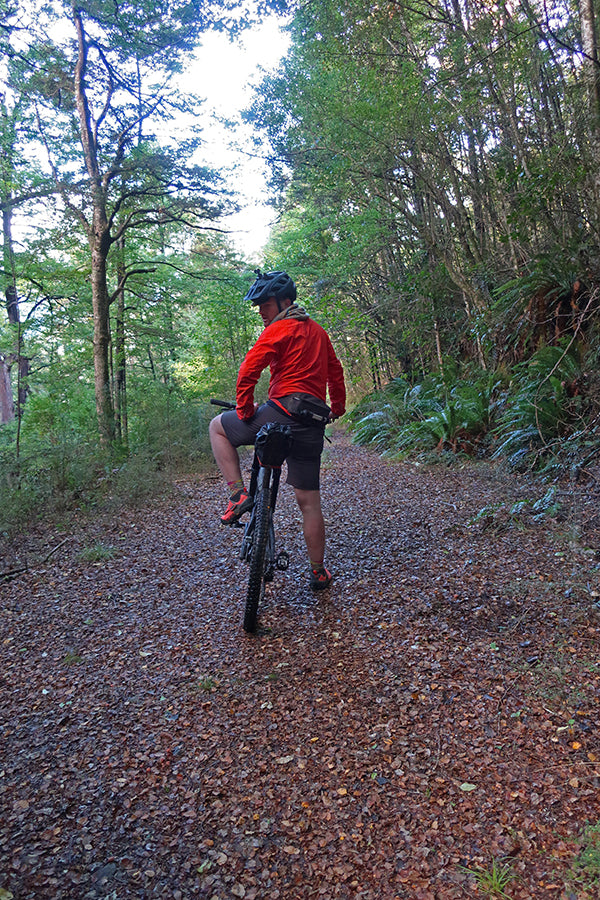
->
<box><xmin>310</xmin><ymin>579</ymin><xmax>332</xmax><ymax>591</ymax></box>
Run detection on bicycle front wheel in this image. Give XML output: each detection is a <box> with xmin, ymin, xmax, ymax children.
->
<box><xmin>244</xmin><ymin>483</ymin><xmax>272</xmax><ymax>633</ymax></box>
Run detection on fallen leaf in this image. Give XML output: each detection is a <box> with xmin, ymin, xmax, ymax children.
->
<box><xmin>2</xmin><ymin>432</ymin><xmax>599</xmax><ymax>900</ymax></box>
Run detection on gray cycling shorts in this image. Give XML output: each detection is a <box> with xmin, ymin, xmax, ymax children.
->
<box><xmin>220</xmin><ymin>403</ymin><xmax>325</xmax><ymax>491</ymax></box>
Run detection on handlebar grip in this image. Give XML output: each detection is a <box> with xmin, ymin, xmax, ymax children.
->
<box><xmin>210</xmin><ymin>399</ymin><xmax>236</xmax><ymax>410</ymax></box>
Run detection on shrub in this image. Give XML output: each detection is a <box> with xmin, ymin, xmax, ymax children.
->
<box><xmin>350</xmin><ymin>370</ymin><xmax>500</xmax><ymax>459</ymax></box>
<box><xmin>492</xmin><ymin>341</ymin><xmax>586</xmax><ymax>474</ymax></box>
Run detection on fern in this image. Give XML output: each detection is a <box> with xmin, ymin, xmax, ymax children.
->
<box><xmin>351</xmin><ymin>371</ymin><xmax>500</xmax><ymax>457</ymax></box>
<box><xmin>493</xmin><ymin>341</ymin><xmax>583</xmax><ymax>472</ymax></box>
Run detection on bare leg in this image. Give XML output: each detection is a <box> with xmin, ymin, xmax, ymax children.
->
<box><xmin>293</xmin><ymin>488</ymin><xmax>325</xmax><ymax>565</ymax></box>
<box><xmin>209</xmin><ymin>414</ymin><xmax>243</xmax><ymax>485</ymax></box>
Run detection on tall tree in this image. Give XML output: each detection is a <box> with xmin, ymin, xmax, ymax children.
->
<box><xmin>1</xmin><ymin>83</ymin><xmax>36</xmax><ymax>429</ymax></box>
<box><xmin>250</xmin><ymin>0</ymin><xmax>599</xmax><ymax>374</ymax></box>
<box><xmin>579</xmin><ymin>0</ymin><xmax>600</xmax><ymax>238</ymax></box>
<box><xmin>67</xmin><ymin>1</ymin><xmax>231</xmax><ymax>444</ymax></box>
<box><xmin>7</xmin><ymin>0</ymin><xmax>257</xmax><ymax>445</ymax></box>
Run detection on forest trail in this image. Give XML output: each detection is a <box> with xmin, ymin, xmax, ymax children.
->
<box><xmin>1</xmin><ymin>432</ymin><xmax>599</xmax><ymax>899</ymax></box>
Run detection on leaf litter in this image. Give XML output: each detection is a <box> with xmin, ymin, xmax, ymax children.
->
<box><xmin>1</xmin><ymin>433</ymin><xmax>599</xmax><ymax>899</ymax></box>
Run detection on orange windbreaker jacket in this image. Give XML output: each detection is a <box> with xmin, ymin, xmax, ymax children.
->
<box><xmin>235</xmin><ymin>315</ymin><xmax>346</xmax><ymax>421</ymax></box>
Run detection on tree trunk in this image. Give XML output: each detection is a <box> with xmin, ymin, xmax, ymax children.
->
<box><xmin>579</xmin><ymin>0</ymin><xmax>600</xmax><ymax>226</ymax></box>
<box><xmin>0</xmin><ymin>355</ymin><xmax>14</xmax><ymax>424</ymax></box>
<box><xmin>114</xmin><ymin>238</ymin><xmax>128</xmax><ymax>448</ymax></box>
<box><xmin>367</xmin><ymin>337</ymin><xmax>382</xmax><ymax>390</ymax></box>
<box><xmin>73</xmin><ymin>5</ymin><xmax>115</xmax><ymax>446</ymax></box>
<box><xmin>3</xmin><ymin>206</ymin><xmax>29</xmax><ymax>419</ymax></box>
<box><xmin>434</xmin><ymin>318</ymin><xmax>444</xmax><ymax>375</ymax></box>
<box><xmin>580</xmin><ymin>0</ymin><xmax>600</xmax><ymax>121</ymax></box>
<box><xmin>91</xmin><ymin>234</ymin><xmax>115</xmax><ymax>446</ymax></box>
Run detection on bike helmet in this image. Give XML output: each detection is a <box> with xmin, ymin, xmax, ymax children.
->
<box><xmin>244</xmin><ymin>269</ymin><xmax>297</xmax><ymax>306</ymax></box>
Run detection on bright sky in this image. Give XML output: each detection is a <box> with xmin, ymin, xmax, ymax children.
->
<box><xmin>188</xmin><ymin>18</ymin><xmax>290</xmax><ymax>261</ymax></box>
<box><xmin>6</xmin><ymin>10</ymin><xmax>288</xmax><ymax>263</ymax></box>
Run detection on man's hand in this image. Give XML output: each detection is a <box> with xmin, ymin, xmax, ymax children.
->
<box><xmin>237</xmin><ymin>401</ymin><xmax>259</xmax><ymax>421</ymax></box>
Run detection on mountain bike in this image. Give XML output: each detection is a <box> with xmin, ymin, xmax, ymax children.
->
<box><xmin>210</xmin><ymin>400</ymin><xmax>293</xmax><ymax>633</ymax></box>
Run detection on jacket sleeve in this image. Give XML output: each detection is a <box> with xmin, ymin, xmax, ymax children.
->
<box><xmin>326</xmin><ymin>338</ymin><xmax>346</xmax><ymax>417</ymax></box>
<box><xmin>235</xmin><ymin>333</ymin><xmax>277</xmax><ymax>420</ymax></box>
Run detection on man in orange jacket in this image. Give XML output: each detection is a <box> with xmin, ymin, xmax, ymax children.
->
<box><xmin>209</xmin><ymin>269</ymin><xmax>346</xmax><ymax>590</ymax></box>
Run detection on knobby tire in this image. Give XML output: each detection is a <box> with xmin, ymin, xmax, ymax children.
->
<box><xmin>244</xmin><ymin>483</ymin><xmax>271</xmax><ymax>633</ymax></box>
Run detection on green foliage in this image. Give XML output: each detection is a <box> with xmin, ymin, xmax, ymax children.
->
<box><xmin>493</xmin><ymin>342</ymin><xmax>585</xmax><ymax>474</ymax></box>
<box><xmin>347</xmin><ymin>336</ymin><xmax>600</xmax><ymax>477</ymax></box>
<box><xmin>5</xmin><ymin>0</ymin><xmax>600</xmax><ymax>524</ymax></box>
<box><xmin>470</xmin><ymin>487</ymin><xmax>561</xmax><ymax>533</ymax></box>
<box><xmin>126</xmin><ymin>381</ymin><xmax>205</xmax><ymax>468</ymax></box>
<box><xmin>77</xmin><ymin>542</ymin><xmax>116</xmax><ymax>563</ymax></box>
<box><xmin>173</xmin><ymin>255</ymin><xmax>258</xmax><ymax>403</ymax></box>
<box><xmin>107</xmin><ymin>450</ymin><xmax>171</xmax><ymax>507</ymax></box>
<box><xmin>460</xmin><ymin>857</ymin><xmax>515</xmax><ymax>898</ymax></box>
<box><xmin>0</xmin><ymin>375</ymin><xmax>209</xmax><ymax>532</ymax></box>
<box><xmin>571</xmin><ymin>822</ymin><xmax>600</xmax><ymax>894</ymax></box>
<box><xmin>350</xmin><ymin>369</ymin><xmax>500</xmax><ymax>459</ymax></box>
<box><xmin>0</xmin><ymin>371</ymin><xmax>106</xmax><ymax>534</ymax></box>
<box><xmin>0</xmin><ymin>228</ymin><xmax>256</xmax><ymax>531</ymax></box>
<box><xmin>0</xmin><ymin>437</ymin><xmax>102</xmax><ymax>535</ymax></box>
<box><xmin>247</xmin><ymin>0</ymin><xmax>600</xmax><ymax>390</ymax></box>
<box><xmin>0</xmin><ymin>426</ymin><xmax>180</xmax><ymax>535</ymax></box>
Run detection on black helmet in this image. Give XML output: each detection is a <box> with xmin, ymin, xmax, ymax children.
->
<box><xmin>244</xmin><ymin>269</ymin><xmax>297</xmax><ymax>306</ymax></box>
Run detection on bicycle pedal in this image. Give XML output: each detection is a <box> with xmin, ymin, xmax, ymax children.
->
<box><xmin>276</xmin><ymin>551</ymin><xmax>289</xmax><ymax>571</ymax></box>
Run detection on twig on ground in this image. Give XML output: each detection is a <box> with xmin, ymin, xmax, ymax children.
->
<box><xmin>0</xmin><ymin>537</ymin><xmax>69</xmax><ymax>582</ymax></box>
<box><xmin>0</xmin><ymin>565</ymin><xmax>28</xmax><ymax>581</ymax></box>
<box><xmin>42</xmin><ymin>537</ymin><xmax>69</xmax><ymax>563</ymax></box>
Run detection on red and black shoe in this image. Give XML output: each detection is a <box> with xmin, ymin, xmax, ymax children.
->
<box><xmin>310</xmin><ymin>566</ymin><xmax>332</xmax><ymax>591</ymax></box>
<box><xmin>220</xmin><ymin>489</ymin><xmax>253</xmax><ymax>525</ymax></box>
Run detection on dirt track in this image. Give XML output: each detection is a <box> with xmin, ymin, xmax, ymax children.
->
<box><xmin>1</xmin><ymin>433</ymin><xmax>599</xmax><ymax>899</ymax></box>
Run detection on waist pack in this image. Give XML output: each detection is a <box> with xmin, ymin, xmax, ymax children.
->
<box><xmin>270</xmin><ymin>394</ymin><xmax>331</xmax><ymax>427</ymax></box>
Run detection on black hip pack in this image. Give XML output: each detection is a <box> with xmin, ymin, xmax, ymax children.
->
<box><xmin>269</xmin><ymin>395</ymin><xmax>331</xmax><ymax>427</ymax></box>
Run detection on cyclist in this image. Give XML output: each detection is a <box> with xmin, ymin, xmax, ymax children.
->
<box><xmin>209</xmin><ymin>269</ymin><xmax>346</xmax><ymax>590</ymax></box>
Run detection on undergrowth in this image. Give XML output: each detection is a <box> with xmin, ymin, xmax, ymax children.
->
<box><xmin>459</xmin><ymin>857</ymin><xmax>516</xmax><ymax>897</ymax></box>
<box><xmin>569</xmin><ymin>821</ymin><xmax>600</xmax><ymax>896</ymax></box>
<box><xmin>0</xmin><ymin>400</ymin><xmax>213</xmax><ymax>537</ymax></box>
<box><xmin>348</xmin><ymin>340</ymin><xmax>599</xmax><ymax>479</ymax></box>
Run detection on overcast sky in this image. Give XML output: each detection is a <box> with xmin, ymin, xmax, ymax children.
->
<box><xmin>187</xmin><ymin>18</ymin><xmax>290</xmax><ymax>261</ymax></box>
